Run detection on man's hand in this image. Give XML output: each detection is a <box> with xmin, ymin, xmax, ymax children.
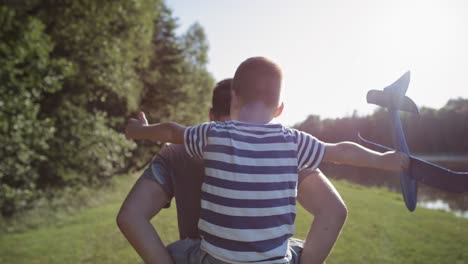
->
<box><xmin>125</xmin><ymin>112</ymin><xmax>148</xmax><ymax>140</ymax></box>
<box><xmin>381</xmin><ymin>151</ymin><xmax>410</xmax><ymax>172</ymax></box>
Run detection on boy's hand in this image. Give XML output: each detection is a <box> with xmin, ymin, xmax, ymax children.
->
<box><xmin>125</xmin><ymin>112</ymin><xmax>148</xmax><ymax>140</ymax></box>
<box><xmin>381</xmin><ymin>151</ymin><xmax>410</xmax><ymax>172</ymax></box>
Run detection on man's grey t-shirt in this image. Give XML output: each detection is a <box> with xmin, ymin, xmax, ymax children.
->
<box><xmin>142</xmin><ymin>144</ymin><xmax>204</xmax><ymax>239</ymax></box>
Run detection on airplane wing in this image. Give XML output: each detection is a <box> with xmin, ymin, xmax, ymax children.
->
<box><xmin>359</xmin><ymin>133</ymin><xmax>468</xmax><ymax>193</ymax></box>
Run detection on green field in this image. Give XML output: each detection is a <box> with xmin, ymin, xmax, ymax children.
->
<box><xmin>1</xmin><ymin>174</ymin><xmax>467</xmax><ymax>264</ymax></box>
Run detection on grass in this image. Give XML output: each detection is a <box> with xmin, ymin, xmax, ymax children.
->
<box><xmin>0</xmin><ymin>174</ymin><xmax>467</xmax><ymax>264</ymax></box>
<box><xmin>328</xmin><ymin>183</ymin><xmax>468</xmax><ymax>264</ymax></box>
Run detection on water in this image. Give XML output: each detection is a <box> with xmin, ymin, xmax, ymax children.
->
<box><xmin>418</xmin><ymin>199</ymin><xmax>468</xmax><ymax>218</ymax></box>
<box><xmin>415</xmin><ymin>154</ymin><xmax>468</xmax><ymax>218</ymax></box>
<box><xmin>320</xmin><ymin>154</ymin><xmax>468</xmax><ymax>218</ymax></box>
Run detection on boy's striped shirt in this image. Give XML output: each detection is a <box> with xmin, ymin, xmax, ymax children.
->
<box><xmin>184</xmin><ymin>120</ymin><xmax>325</xmax><ymax>263</ymax></box>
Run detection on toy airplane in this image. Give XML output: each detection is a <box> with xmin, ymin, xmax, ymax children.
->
<box><xmin>359</xmin><ymin>71</ymin><xmax>468</xmax><ymax>212</ymax></box>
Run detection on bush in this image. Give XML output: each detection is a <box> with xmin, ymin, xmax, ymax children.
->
<box><xmin>1</xmin><ymin>0</ymin><xmax>214</xmax><ymax>217</ymax></box>
<box><xmin>41</xmin><ymin>101</ymin><xmax>135</xmax><ymax>188</ymax></box>
<box><xmin>0</xmin><ymin>7</ymin><xmax>72</xmax><ymax>216</ymax></box>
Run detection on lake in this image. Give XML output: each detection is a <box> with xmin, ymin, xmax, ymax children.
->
<box><xmin>320</xmin><ymin>154</ymin><xmax>468</xmax><ymax>218</ymax></box>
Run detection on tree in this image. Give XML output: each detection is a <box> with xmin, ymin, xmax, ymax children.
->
<box><xmin>28</xmin><ymin>0</ymin><xmax>157</xmax><ymax>188</ymax></box>
<box><xmin>0</xmin><ymin>7</ymin><xmax>72</xmax><ymax>215</ymax></box>
<box><xmin>1</xmin><ymin>0</ymin><xmax>216</xmax><ymax>216</ymax></box>
<box><xmin>134</xmin><ymin>9</ymin><xmax>215</xmax><ymax>168</ymax></box>
<box><xmin>295</xmin><ymin>99</ymin><xmax>468</xmax><ymax>154</ymax></box>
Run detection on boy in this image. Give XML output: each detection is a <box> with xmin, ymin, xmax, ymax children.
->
<box><xmin>125</xmin><ymin>57</ymin><xmax>409</xmax><ymax>263</ymax></box>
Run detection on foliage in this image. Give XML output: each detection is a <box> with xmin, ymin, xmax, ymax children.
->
<box><xmin>133</xmin><ymin>6</ymin><xmax>214</xmax><ymax>168</ymax></box>
<box><xmin>0</xmin><ymin>1</ymin><xmax>214</xmax><ymax>216</ymax></box>
<box><xmin>41</xmin><ymin>102</ymin><xmax>135</xmax><ymax>188</ymax></box>
<box><xmin>28</xmin><ymin>0</ymin><xmax>157</xmax><ymax>190</ymax></box>
<box><xmin>34</xmin><ymin>0</ymin><xmax>156</xmax><ymax>114</ymax></box>
<box><xmin>0</xmin><ymin>7</ymin><xmax>73</xmax><ymax>216</ymax></box>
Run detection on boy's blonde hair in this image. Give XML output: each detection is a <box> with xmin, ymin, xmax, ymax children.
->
<box><xmin>232</xmin><ymin>57</ymin><xmax>282</xmax><ymax>108</ymax></box>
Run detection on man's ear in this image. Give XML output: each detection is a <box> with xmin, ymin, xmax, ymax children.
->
<box><xmin>230</xmin><ymin>88</ymin><xmax>239</xmax><ymax>104</ymax></box>
<box><xmin>273</xmin><ymin>102</ymin><xmax>284</xmax><ymax>118</ymax></box>
<box><xmin>230</xmin><ymin>88</ymin><xmax>240</xmax><ymax>113</ymax></box>
<box><xmin>209</xmin><ymin>109</ymin><xmax>215</xmax><ymax>121</ymax></box>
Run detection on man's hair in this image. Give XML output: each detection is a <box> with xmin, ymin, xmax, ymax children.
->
<box><xmin>211</xmin><ymin>78</ymin><xmax>232</xmax><ymax>118</ymax></box>
<box><xmin>232</xmin><ymin>57</ymin><xmax>282</xmax><ymax>107</ymax></box>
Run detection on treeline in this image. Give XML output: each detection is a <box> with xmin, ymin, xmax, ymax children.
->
<box><xmin>295</xmin><ymin>98</ymin><xmax>468</xmax><ymax>153</ymax></box>
<box><xmin>0</xmin><ymin>1</ymin><xmax>214</xmax><ymax>216</ymax></box>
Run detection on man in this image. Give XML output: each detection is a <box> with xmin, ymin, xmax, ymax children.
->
<box><xmin>117</xmin><ymin>79</ymin><xmax>347</xmax><ymax>264</ymax></box>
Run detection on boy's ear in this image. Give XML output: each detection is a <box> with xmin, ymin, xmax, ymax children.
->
<box><xmin>273</xmin><ymin>102</ymin><xmax>284</xmax><ymax>118</ymax></box>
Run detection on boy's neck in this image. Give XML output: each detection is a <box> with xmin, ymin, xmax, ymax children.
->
<box><xmin>233</xmin><ymin>102</ymin><xmax>275</xmax><ymax>124</ymax></box>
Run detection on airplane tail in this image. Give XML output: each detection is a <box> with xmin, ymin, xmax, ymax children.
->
<box><xmin>367</xmin><ymin>90</ymin><xmax>419</xmax><ymax>114</ymax></box>
<box><xmin>367</xmin><ymin>71</ymin><xmax>419</xmax><ymax>114</ymax></box>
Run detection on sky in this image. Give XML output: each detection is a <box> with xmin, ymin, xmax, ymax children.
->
<box><xmin>167</xmin><ymin>0</ymin><xmax>468</xmax><ymax>125</ymax></box>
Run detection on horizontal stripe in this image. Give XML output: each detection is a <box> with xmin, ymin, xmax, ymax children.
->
<box><xmin>201</xmin><ymin>200</ymin><xmax>296</xmax><ymax>216</ymax></box>
<box><xmin>205</xmin><ymin>144</ymin><xmax>297</xmax><ymax>159</ymax></box>
<box><xmin>211</xmin><ymin>125</ymin><xmax>285</xmax><ymax>136</ymax></box>
<box><xmin>204</xmin><ymin>176</ymin><xmax>296</xmax><ymax>191</ymax></box>
<box><xmin>220</xmin><ymin>120</ymin><xmax>283</xmax><ymax>129</ymax></box>
<box><xmin>201</xmin><ymin>230</ymin><xmax>291</xmax><ymax>253</ymax></box>
<box><xmin>205</xmin><ymin>168</ymin><xmax>297</xmax><ymax>182</ymax></box>
<box><xmin>204</xmin><ymin>152</ymin><xmax>297</xmax><ymax>167</ymax></box>
<box><xmin>198</xmin><ymin>219</ymin><xmax>294</xmax><ymax>242</ymax></box>
<box><xmin>204</xmin><ymin>160</ymin><xmax>297</xmax><ymax>174</ymax></box>
<box><xmin>202</xmin><ymin>191</ymin><xmax>296</xmax><ymax>208</ymax></box>
<box><xmin>211</xmin><ymin>126</ymin><xmax>287</xmax><ymax>138</ymax></box>
<box><xmin>200</xmin><ymin>208</ymin><xmax>295</xmax><ymax>229</ymax></box>
<box><xmin>209</xmin><ymin>137</ymin><xmax>297</xmax><ymax>151</ymax></box>
<box><xmin>209</xmin><ymin>130</ymin><xmax>295</xmax><ymax>144</ymax></box>
<box><xmin>200</xmin><ymin>240</ymin><xmax>290</xmax><ymax>264</ymax></box>
<box><xmin>202</xmin><ymin>183</ymin><xmax>296</xmax><ymax>200</ymax></box>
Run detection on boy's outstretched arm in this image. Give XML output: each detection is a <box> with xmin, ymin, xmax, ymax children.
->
<box><xmin>322</xmin><ymin>141</ymin><xmax>410</xmax><ymax>172</ymax></box>
<box><xmin>125</xmin><ymin>112</ymin><xmax>185</xmax><ymax>144</ymax></box>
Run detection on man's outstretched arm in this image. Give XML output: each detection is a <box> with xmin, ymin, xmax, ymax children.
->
<box><xmin>117</xmin><ymin>176</ymin><xmax>174</xmax><ymax>264</ymax></box>
<box><xmin>297</xmin><ymin>169</ymin><xmax>348</xmax><ymax>264</ymax></box>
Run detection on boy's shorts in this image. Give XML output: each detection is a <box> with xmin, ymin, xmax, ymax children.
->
<box><xmin>167</xmin><ymin>238</ymin><xmax>304</xmax><ymax>264</ymax></box>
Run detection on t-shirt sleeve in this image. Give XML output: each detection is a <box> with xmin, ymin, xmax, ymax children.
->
<box><xmin>184</xmin><ymin>122</ymin><xmax>213</xmax><ymax>158</ymax></box>
<box><xmin>294</xmin><ymin>130</ymin><xmax>326</xmax><ymax>170</ymax></box>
